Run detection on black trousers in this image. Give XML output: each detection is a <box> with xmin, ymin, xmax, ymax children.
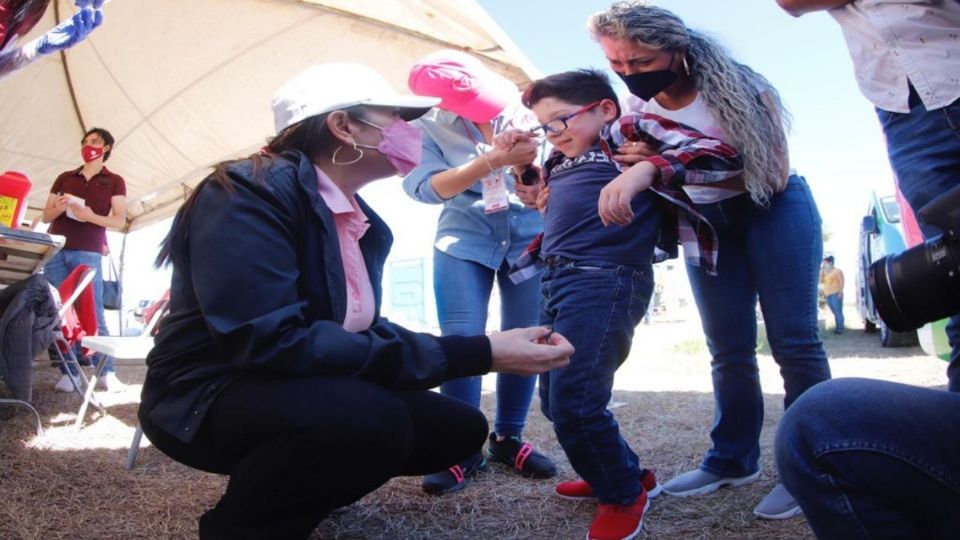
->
<box><xmin>141</xmin><ymin>375</ymin><xmax>489</xmax><ymax>539</ymax></box>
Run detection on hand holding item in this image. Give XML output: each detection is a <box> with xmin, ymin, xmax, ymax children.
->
<box><xmin>35</xmin><ymin>7</ymin><xmax>103</xmax><ymax>55</ymax></box>
<box><xmin>612</xmin><ymin>140</ymin><xmax>657</xmax><ymax>166</ymax></box>
<box><xmin>488</xmin><ymin>326</ymin><xmax>574</xmax><ymax>376</ymax></box>
<box><xmin>63</xmin><ymin>194</ymin><xmax>86</xmax><ymax>221</ymax></box>
<box><xmin>514</xmin><ymin>175</ymin><xmax>540</xmax><ymax>209</ymax></box>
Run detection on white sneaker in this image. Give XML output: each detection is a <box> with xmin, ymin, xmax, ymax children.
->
<box><xmin>96</xmin><ymin>372</ymin><xmax>127</xmax><ymax>392</ymax></box>
<box><xmin>54</xmin><ymin>374</ymin><xmax>80</xmax><ymax>393</ymax></box>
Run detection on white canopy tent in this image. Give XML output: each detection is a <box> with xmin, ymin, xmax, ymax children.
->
<box><xmin>0</xmin><ymin>0</ymin><xmax>539</xmax><ymax>233</ymax></box>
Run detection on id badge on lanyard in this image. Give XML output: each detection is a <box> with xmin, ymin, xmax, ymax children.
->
<box><xmin>480</xmin><ymin>149</ymin><xmax>509</xmax><ymax>214</ymax></box>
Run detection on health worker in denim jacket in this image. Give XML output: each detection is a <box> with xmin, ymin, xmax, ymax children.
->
<box><xmin>137</xmin><ymin>63</ymin><xmax>574</xmax><ymax>540</ymax></box>
<box><xmin>403</xmin><ymin>49</ymin><xmax>557</xmax><ymax>495</ymax></box>
<box><xmin>588</xmin><ymin>1</ymin><xmax>831</xmax><ymax>520</ymax></box>
<box><xmin>775</xmin><ymin>2</ymin><xmax>960</xmax><ymax>538</ymax></box>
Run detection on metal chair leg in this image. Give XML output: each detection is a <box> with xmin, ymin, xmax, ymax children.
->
<box><xmin>0</xmin><ymin>399</ymin><xmax>44</xmax><ymax>436</ymax></box>
<box><xmin>125</xmin><ymin>424</ymin><xmax>144</xmax><ymax>469</ymax></box>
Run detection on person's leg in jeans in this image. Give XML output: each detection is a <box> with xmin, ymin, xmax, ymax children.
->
<box><xmin>826</xmin><ymin>293</ymin><xmax>844</xmax><ymax>333</ymax></box>
<box><xmin>776</xmin><ymin>378</ymin><xmax>960</xmax><ymax>539</ymax></box>
<box><xmin>684</xmin><ymin>196</ymin><xmax>764</xmax><ymax>479</ymax></box>
<box><xmin>878</xmin><ymin>91</ymin><xmax>960</xmax><ymax>391</ymax></box>
<box><xmin>748</xmin><ymin>177</ymin><xmax>831</xmax><ymax>410</ymax></box>
<box><xmin>72</xmin><ymin>250</ymin><xmax>116</xmax><ymax>375</ymax></box>
<box><xmin>141</xmin><ymin>375</ymin><xmax>488</xmax><ymax>539</ymax></box>
<box><xmin>432</xmin><ymin>249</ymin><xmax>494</xmax><ymax>410</ymax></box>
<box><xmin>492</xmin><ymin>258</ymin><xmax>540</xmax><ymax>438</ymax></box>
<box><xmin>541</xmin><ymin>261</ymin><xmax>651</xmax><ymax>504</ymax></box>
<box><xmin>43</xmin><ymin>250</ymin><xmax>78</xmax><ymax>376</ymax></box>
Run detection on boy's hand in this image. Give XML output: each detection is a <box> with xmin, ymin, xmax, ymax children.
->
<box><xmin>598</xmin><ymin>161</ymin><xmax>658</xmax><ymax>226</ymax></box>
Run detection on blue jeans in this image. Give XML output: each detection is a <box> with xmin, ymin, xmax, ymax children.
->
<box><xmin>876</xmin><ymin>90</ymin><xmax>960</xmax><ymax>391</ymax></box>
<box><xmin>43</xmin><ymin>249</ymin><xmax>114</xmax><ymax>374</ymax></box>
<box><xmin>686</xmin><ymin>175</ymin><xmax>831</xmax><ymax>477</ymax></box>
<box><xmin>826</xmin><ymin>293</ymin><xmax>844</xmax><ymax>333</ymax></box>
<box><xmin>539</xmin><ymin>258</ymin><xmax>653</xmax><ymax>505</ymax></box>
<box><xmin>776</xmin><ymin>378</ymin><xmax>960</xmax><ymax>539</ymax></box>
<box><xmin>433</xmin><ymin>250</ymin><xmax>540</xmax><ymax>437</ymax></box>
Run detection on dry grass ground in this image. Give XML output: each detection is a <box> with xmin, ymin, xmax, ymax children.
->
<box><xmin>0</xmin><ymin>314</ymin><xmax>948</xmax><ymax>539</ymax></box>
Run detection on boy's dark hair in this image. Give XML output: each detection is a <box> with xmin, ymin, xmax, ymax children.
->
<box><xmin>824</xmin><ymin>255</ymin><xmax>835</xmax><ymax>264</ymax></box>
<box><xmin>521</xmin><ymin>69</ymin><xmax>622</xmax><ymax>117</ymax></box>
<box><xmin>82</xmin><ymin>128</ymin><xmax>116</xmax><ymax>161</ymax></box>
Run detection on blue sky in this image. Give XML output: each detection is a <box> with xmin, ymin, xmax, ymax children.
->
<box><xmin>477</xmin><ymin>0</ymin><xmax>897</xmax><ymax>264</ymax></box>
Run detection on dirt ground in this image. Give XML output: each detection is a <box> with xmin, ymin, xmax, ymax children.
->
<box><xmin>0</xmin><ymin>311</ymin><xmax>948</xmax><ymax>539</ymax></box>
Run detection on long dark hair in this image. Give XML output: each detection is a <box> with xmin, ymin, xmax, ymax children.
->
<box><xmin>1</xmin><ymin>0</ymin><xmax>50</xmax><ymax>51</ymax></box>
<box><xmin>155</xmin><ymin>107</ymin><xmax>365</xmax><ymax>268</ymax></box>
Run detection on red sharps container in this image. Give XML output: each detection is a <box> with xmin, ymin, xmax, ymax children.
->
<box><xmin>0</xmin><ymin>171</ymin><xmax>32</xmax><ymax>229</ymax></box>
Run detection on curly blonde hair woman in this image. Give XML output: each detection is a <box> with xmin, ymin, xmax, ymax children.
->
<box><xmin>588</xmin><ymin>1</ymin><xmax>831</xmax><ymax>521</ymax></box>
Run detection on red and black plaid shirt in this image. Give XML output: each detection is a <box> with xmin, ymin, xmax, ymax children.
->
<box><xmin>509</xmin><ymin>112</ymin><xmax>744</xmax><ymax>283</ymax></box>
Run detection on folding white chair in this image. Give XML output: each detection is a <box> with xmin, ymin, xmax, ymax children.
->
<box><xmin>81</xmin><ymin>299</ymin><xmax>167</xmax><ymax>467</ymax></box>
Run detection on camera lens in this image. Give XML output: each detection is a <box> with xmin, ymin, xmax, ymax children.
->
<box><xmin>868</xmin><ymin>233</ymin><xmax>960</xmax><ymax>332</ymax></box>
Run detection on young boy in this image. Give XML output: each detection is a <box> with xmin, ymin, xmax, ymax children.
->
<box><xmin>496</xmin><ymin>69</ymin><xmax>743</xmax><ymax>540</ymax></box>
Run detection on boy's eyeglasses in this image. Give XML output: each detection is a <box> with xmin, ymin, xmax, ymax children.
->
<box><xmin>529</xmin><ymin>101</ymin><xmax>602</xmax><ymax>137</ymax></box>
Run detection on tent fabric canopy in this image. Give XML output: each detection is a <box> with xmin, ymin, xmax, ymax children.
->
<box><xmin>0</xmin><ymin>0</ymin><xmax>538</xmax><ymax>232</ymax></box>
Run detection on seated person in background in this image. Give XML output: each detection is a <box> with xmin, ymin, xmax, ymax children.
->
<box><xmin>495</xmin><ymin>68</ymin><xmax>743</xmax><ymax>540</ymax></box>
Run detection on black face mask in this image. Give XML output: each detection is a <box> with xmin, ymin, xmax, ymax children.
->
<box><xmin>617</xmin><ymin>69</ymin><xmax>678</xmax><ymax>101</ymax></box>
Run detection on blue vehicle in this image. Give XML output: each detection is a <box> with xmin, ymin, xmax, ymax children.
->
<box><xmin>856</xmin><ymin>191</ymin><xmax>919</xmax><ymax>347</ymax></box>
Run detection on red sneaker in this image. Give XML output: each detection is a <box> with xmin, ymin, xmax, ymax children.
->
<box><xmin>556</xmin><ymin>469</ymin><xmax>661</xmax><ymax>501</ymax></box>
<box><xmin>588</xmin><ymin>491</ymin><xmax>649</xmax><ymax>540</ymax></box>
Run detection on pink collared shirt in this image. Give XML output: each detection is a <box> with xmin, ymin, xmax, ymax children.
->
<box><xmin>314</xmin><ymin>165</ymin><xmax>376</xmax><ymax>332</ymax></box>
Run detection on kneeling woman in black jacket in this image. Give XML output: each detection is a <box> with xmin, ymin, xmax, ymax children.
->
<box><xmin>139</xmin><ymin>63</ymin><xmax>573</xmax><ymax>539</ymax></box>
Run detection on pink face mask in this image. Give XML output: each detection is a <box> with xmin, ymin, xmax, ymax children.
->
<box><xmin>81</xmin><ymin>144</ymin><xmax>104</xmax><ymax>163</ymax></box>
<box><xmin>356</xmin><ymin>118</ymin><xmax>423</xmax><ymax>176</ymax></box>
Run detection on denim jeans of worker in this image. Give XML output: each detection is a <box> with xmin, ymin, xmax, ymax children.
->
<box><xmin>141</xmin><ymin>375</ymin><xmax>488</xmax><ymax>539</ymax></box>
<box><xmin>776</xmin><ymin>378</ymin><xmax>960</xmax><ymax>539</ymax></box>
<box><xmin>826</xmin><ymin>293</ymin><xmax>844</xmax><ymax>332</ymax></box>
<box><xmin>43</xmin><ymin>249</ymin><xmax>114</xmax><ymax>375</ymax></box>
<box><xmin>433</xmin><ymin>249</ymin><xmax>540</xmax><ymax>437</ymax></box>
<box><xmin>538</xmin><ymin>259</ymin><xmax>652</xmax><ymax>505</ymax></box>
<box><xmin>877</xmin><ymin>90</ymin><xmax>960</xmax><ymax>391</ymax></box>
<box><xmin>685</xmin><ymin>175</ymin><xmax>831</xmax><ymax>477</ymax></box>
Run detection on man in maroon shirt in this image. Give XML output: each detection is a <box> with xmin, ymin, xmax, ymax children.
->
<box><xmin>42</xmin><ymin>127</ymin><xmax>127</xmax><ymax>392</ymax></box>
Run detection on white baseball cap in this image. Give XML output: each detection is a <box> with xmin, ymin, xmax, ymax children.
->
<box><xmin>272</xmin><ymin>63</ymin><xmax>440</xmax><ymax>133</ymax></box>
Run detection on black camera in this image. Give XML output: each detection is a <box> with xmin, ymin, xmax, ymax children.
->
<box><xmin>868</xmin><ymin>184</ymin><xmax>960</xmax><ymax>332</ymax></box>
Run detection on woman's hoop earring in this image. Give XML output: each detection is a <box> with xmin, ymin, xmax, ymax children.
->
<box><xmin>331</xmin><ymin>143</ymin><xmax>364</xmax><ymax>165</ymax></box>
<box><xmin>682</xmin><ymin>57</ymin><xmax>691</xmax><ymax>77</ymax></box>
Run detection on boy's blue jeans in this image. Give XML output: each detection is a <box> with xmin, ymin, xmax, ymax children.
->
<box><xmin>776</xmin><ymin>378</ymin><xmax>960</xmax><ymax>539</ymax></box>
<box><xmin>433</xmin><ymin>250</ymin><xmax>540</xmax><ymax>438</ymax></box>
<box><xmin>43</xmin><ymin>249</ymin><xmax>114</xmax><ymax>375</ymax></box>
<box><xmin>539</xmin><ymin>258</ymin><xmax>653</xmax><ymax>505</ymax></box>
<box><xmin>877</xmin><ymin>89</ymin><xmax>960</xmax><ymax>391</ymax></box>
<box><xmin>685</xmin><ymin>176</ymin><xmax>831</xmax><ymax>478</ymax></box>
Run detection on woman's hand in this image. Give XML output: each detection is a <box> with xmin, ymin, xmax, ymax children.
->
<box><xmin>613</xmin><ymin>140</ymin><xmax>657</xmax><ymax>166</ymax></box>
<box><xmin>489</xmin><ymin>136</ymin><xmax>538</xmax><ymax>169</ymax></box>
<box><xmin>598</xmin><ymin>161</ymin><xmax>658</xmax><ymax>226</ymax></box>
<box><xmin>514</xmin><ymin>170</ymin><xmax>541</xmax><ymax>209</ymax></box>
<box><xmin>488</xmin><ymin>327</ymin><xmax>574</xmax><ymax>376</ymax></box>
